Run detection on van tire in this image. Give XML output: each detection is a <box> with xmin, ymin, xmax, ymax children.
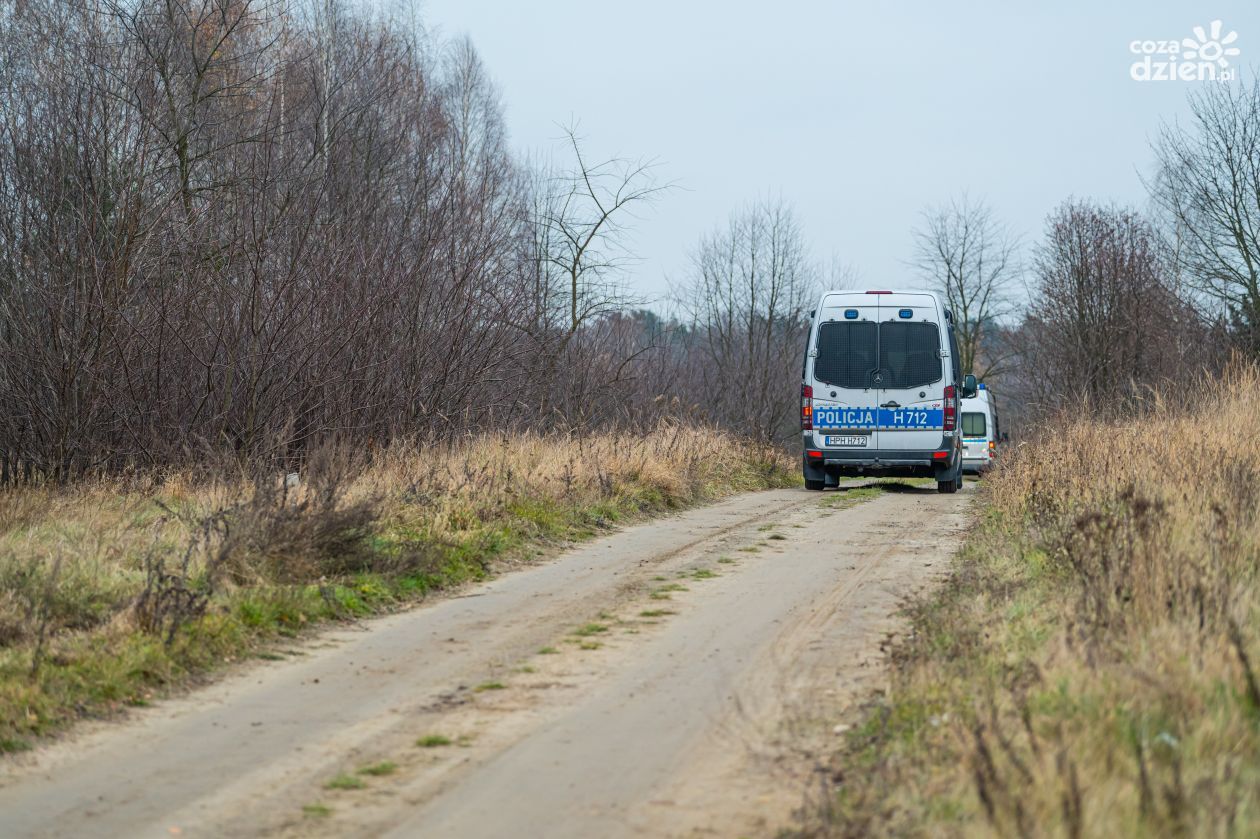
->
<box><xmin>937</xmin><ymin>478</ymin><xmax>959</xmax><ymax>494</ymax></box>
<box><xmin>805</xmin><ymin>479</ymin><xmax>825</xmax><ymax>491</ymax></box>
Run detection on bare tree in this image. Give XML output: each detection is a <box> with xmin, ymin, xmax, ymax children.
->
<box><xmin>824</xmin><ymin>257</ymin><xmax>862</xmax><ymax>290</ymax></box>
<box><xmin>514</xmin><ymin>127</ymin><xmax>674</xmax><ymax>430</ymax></box>
<box><xmin>1149</xmin><ymin>79</ymin><xmax>1260</xmax><ymax>353</ymax></box>
<box><xmin>675</xmin><ymin>199</ymin><xmax>819</xmax><ymax>442</ymax></box>
<box><xmin>1017</xmin><ymin>200</ymin><xmax>1210</xmax><ymax>409</ymax></box>
<box><xmin>911</xmin><ymin>194</ymin><xmax>1019</xmax><ymax>379</ymax></box>
<box><xmin>532</xmin><ymin>125</ymin><xmax>669</xmax><ymax>339</ymax></box>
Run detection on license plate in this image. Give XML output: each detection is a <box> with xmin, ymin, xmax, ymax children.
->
<box><xmin>825</xmin><ymin>435</ymin><xmax>868</xmax><ymax>447</ymax></box>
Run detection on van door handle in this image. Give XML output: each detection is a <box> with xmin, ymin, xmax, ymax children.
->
<box><xmin>880</xmin><ymin>401</ymin><xmax>901</xmax><ymax>409</ymax></box>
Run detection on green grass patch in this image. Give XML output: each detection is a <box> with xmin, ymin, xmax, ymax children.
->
<box><xmin>358</xmin><ymin>761</ymin><xmax>397</xmax><ymax>776</ymax></box>
<box><xmin>650</xmin><ymin>582</ymin><xmax>689</xmax><ymax>600</ymax></box>
<box><xmin>0</xmin><ymin>736</ymin><xmax>32</xmax><ymax>754</ymax></box>
<box><xmin>416</xmin><ymin>734</ymin><xmax>452</xmax><ymax>748</ymax></box>
<box><xmin>325</xmin><ymin>772</ymin><xmax>365</xmax><ymax>790</ymax></box>
<box><xmin>571</xmin><ymin>623</ymin><xmax>609</xmax><ymax>637</ymax></box>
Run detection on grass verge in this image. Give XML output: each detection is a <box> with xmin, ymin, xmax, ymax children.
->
<box><xmin>0</xmin><ymin>423</ymin><xmax>796</xmax><ymax>750</ymax></box>
<box><xmin>805</xmin><ymin>366</ymin><xmax>1260</xmax><ymax>837</ymax></box>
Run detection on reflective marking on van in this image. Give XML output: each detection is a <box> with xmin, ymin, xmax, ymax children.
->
<box><xmin>814</xmin><ymin>407</ymin><xmax>945</xmax><ymax>430</ymax></box>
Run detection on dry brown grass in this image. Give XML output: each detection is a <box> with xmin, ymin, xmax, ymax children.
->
<box><xmin>0</xmin><ymin>422</ymin><xmax>794</xmax><ymax>748</ymax></box>
<box><xmin>807</xmin><ymin>365</ymin><xmax>1260</xmax><ymax>837</ymax></box>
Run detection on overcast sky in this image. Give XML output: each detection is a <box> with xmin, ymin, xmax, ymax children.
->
<box><xmin>419</xmin><ymin>1</ymin><xmax>1259</xmax><ymax>305</ymax></box>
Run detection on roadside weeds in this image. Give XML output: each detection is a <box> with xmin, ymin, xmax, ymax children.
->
<box><xmin>0</xmin><ymin>424</ymin><xmax>796</xmax><ymax>749</ymax></box>
<box><xmin>796</xmin><ymin>367</ymin><xmax>1260</xmax><ymax>837</ymax></box>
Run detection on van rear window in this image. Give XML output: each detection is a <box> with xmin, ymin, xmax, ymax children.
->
<box><xmin>878</xmin><ymin>322</ymin><xmax>942</xmax><ymax>389</ymax></box>
<box><xmin>962</xmin><ymin>412</ymin><xmax>987</xmax><ymax>437</ymax></box>
<box><xmin>815</xmin><ymin>322</ymin><xmax>877</xmax><ymax>389</ymax></box>
<box><xmin>813</xmin><ymin>320</ymin><xmax>943</xmax><ymax>390</ymax></box>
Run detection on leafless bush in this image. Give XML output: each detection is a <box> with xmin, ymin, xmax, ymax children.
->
<box><xmin>179</xmin><ymin>439</ymin><xmax>378</xmax><ymax>583</ymax></box>
<box><xmin>135</xmin><ymin>517</ymin><xmax>224</xmax><ymax>646</ymax></box>
<box><xmin>673</xmin><ymin>198</ymin><xmax>819</xmax><ymax>442</ymax></box>
<box><xmin>1010</xmin><ymin>200</ymin><xmax>1221</xmax><ymax>414</ymax></box>
<box><xmin>0</xmin><ymin>552</ymin><xmax>129</xmax><ymax>649</ymax></box>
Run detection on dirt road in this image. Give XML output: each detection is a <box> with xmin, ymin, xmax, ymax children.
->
<box><xmin>0</xmin><ymin>483</ymin><xmax>970</xmax><ymax>838</ymax></box>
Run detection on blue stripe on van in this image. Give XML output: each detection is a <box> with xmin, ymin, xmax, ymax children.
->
<box><xmin>813</xmin><ymin>407</ymin><xmax>944</xmax><ymax>430</ymax></box>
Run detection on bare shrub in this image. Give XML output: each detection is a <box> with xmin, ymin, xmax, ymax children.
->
<box><xmin>673</xmin><ymin>199</ymin><xmax>819</xmax><ymax>442</ymax></box>
<box><xmin>134</xmin><ymin>517</ymin><xmax>224</xmax><ymax>646</ymax></box>
<box><xmin>215</xmin><ymin>443</ymin><xmax>381</xmax><ymax>584</ymax></box>
<box><xmin>1014</xmin><ymin>200</ymin><xmax>1214</xmax><ymax>412</ymax></box>
<box><xmin>0</xmin><ymin>554</ymin><xmax>132</xmax><ymax>648</ymax></box>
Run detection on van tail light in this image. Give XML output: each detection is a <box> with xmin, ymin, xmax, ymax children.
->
<box><xmin>989</xmin><ymin>440</ymin><xmax>996</xmax><ymax>453</ymax></box>
<box><xmin>943</xmin><ymin>385</ymin><xmax>957</xmax><ymax>432</ymax></box>
<box><xmin>801</xmin><ymin>384</ymin><xmax>813</xmax><ymax>430</ymax></box>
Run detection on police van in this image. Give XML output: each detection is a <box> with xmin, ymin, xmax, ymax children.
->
<box><xmin>800</xmin><ymin>289</ymin><xmax>976</xmax><ymax>494</ymax></box>
<box><xmin>961</xmin><ymin>383</ymin><xmax>1000</xmax><ymax>475</ymax></box>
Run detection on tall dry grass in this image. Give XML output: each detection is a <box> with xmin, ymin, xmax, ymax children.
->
<box><xmin>811</xmin><ymin>365</ymin><xmax>1260</xmax><ymax>837</ymax></box>
<box><xmin>994</xmin><ymin>364</ymin><xmax>1260</xmax><ymax>640</ymax></box>
<box><xmin>0</xmin><ymin>423</ymin><xmax>795</xmax><ymax>748</ymax></box>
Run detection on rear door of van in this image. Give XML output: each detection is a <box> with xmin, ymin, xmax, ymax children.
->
<box><xmin>961</xmin><ymin>401</ymin><xmax>988</xmax><ymax>464</ymax></box>
<box><xmin>872</xmin><ymin>293</ymin><xmax>946</xmax><ymax>452</ymax></box>
<box><xmin>810</xmin><ymin>295</ymin><xmax>880</xmax><ymax>450</ymax></box>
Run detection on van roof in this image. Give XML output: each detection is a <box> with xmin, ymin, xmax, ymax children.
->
<box><xmin>962</xmin><ymin>390</ymin><xmax>992</xmax><ymax>409</ymax></box>
<box><xmin>818</xmin><ymin>288</ymin><xmax>939</xmax><ymax>298</ymax></box>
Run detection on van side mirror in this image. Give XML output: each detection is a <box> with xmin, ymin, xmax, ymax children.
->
<box><xmin>961</xmin><ymin>373</ymin><xmax>978</xmax><ymax>399</ymax></box>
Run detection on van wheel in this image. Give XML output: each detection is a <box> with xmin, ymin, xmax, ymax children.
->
<box><xmin>937</xmin><ymin>478</ymin><xmax>959</xmax><ymax>494</ymax></box>
<box><xmin>805</xmin><ymin>479</ymin><xmax>825</xmax><ymax>491</ymax></box>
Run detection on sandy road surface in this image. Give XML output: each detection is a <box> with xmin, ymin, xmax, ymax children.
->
<box><xmin>0</xmin><ymin>482</ymin><xmax>971</xmax><ymax>838</ymax></box>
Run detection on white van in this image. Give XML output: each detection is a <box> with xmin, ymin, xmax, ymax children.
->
<box><xmin>961</xmin><ymin>384</ymin><xmax>1000</xmax><ymax>475</ymax></box>
<box><xmin>800</xmin><ymin>289</ymin><xmax>976</xmax><ymax>494</ymax></box>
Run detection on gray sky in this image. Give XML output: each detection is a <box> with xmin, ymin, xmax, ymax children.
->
<box><xmin>420</xmin><ymin>1</ymin><xmax>1259</xmax><ymax>304</ymax></box>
